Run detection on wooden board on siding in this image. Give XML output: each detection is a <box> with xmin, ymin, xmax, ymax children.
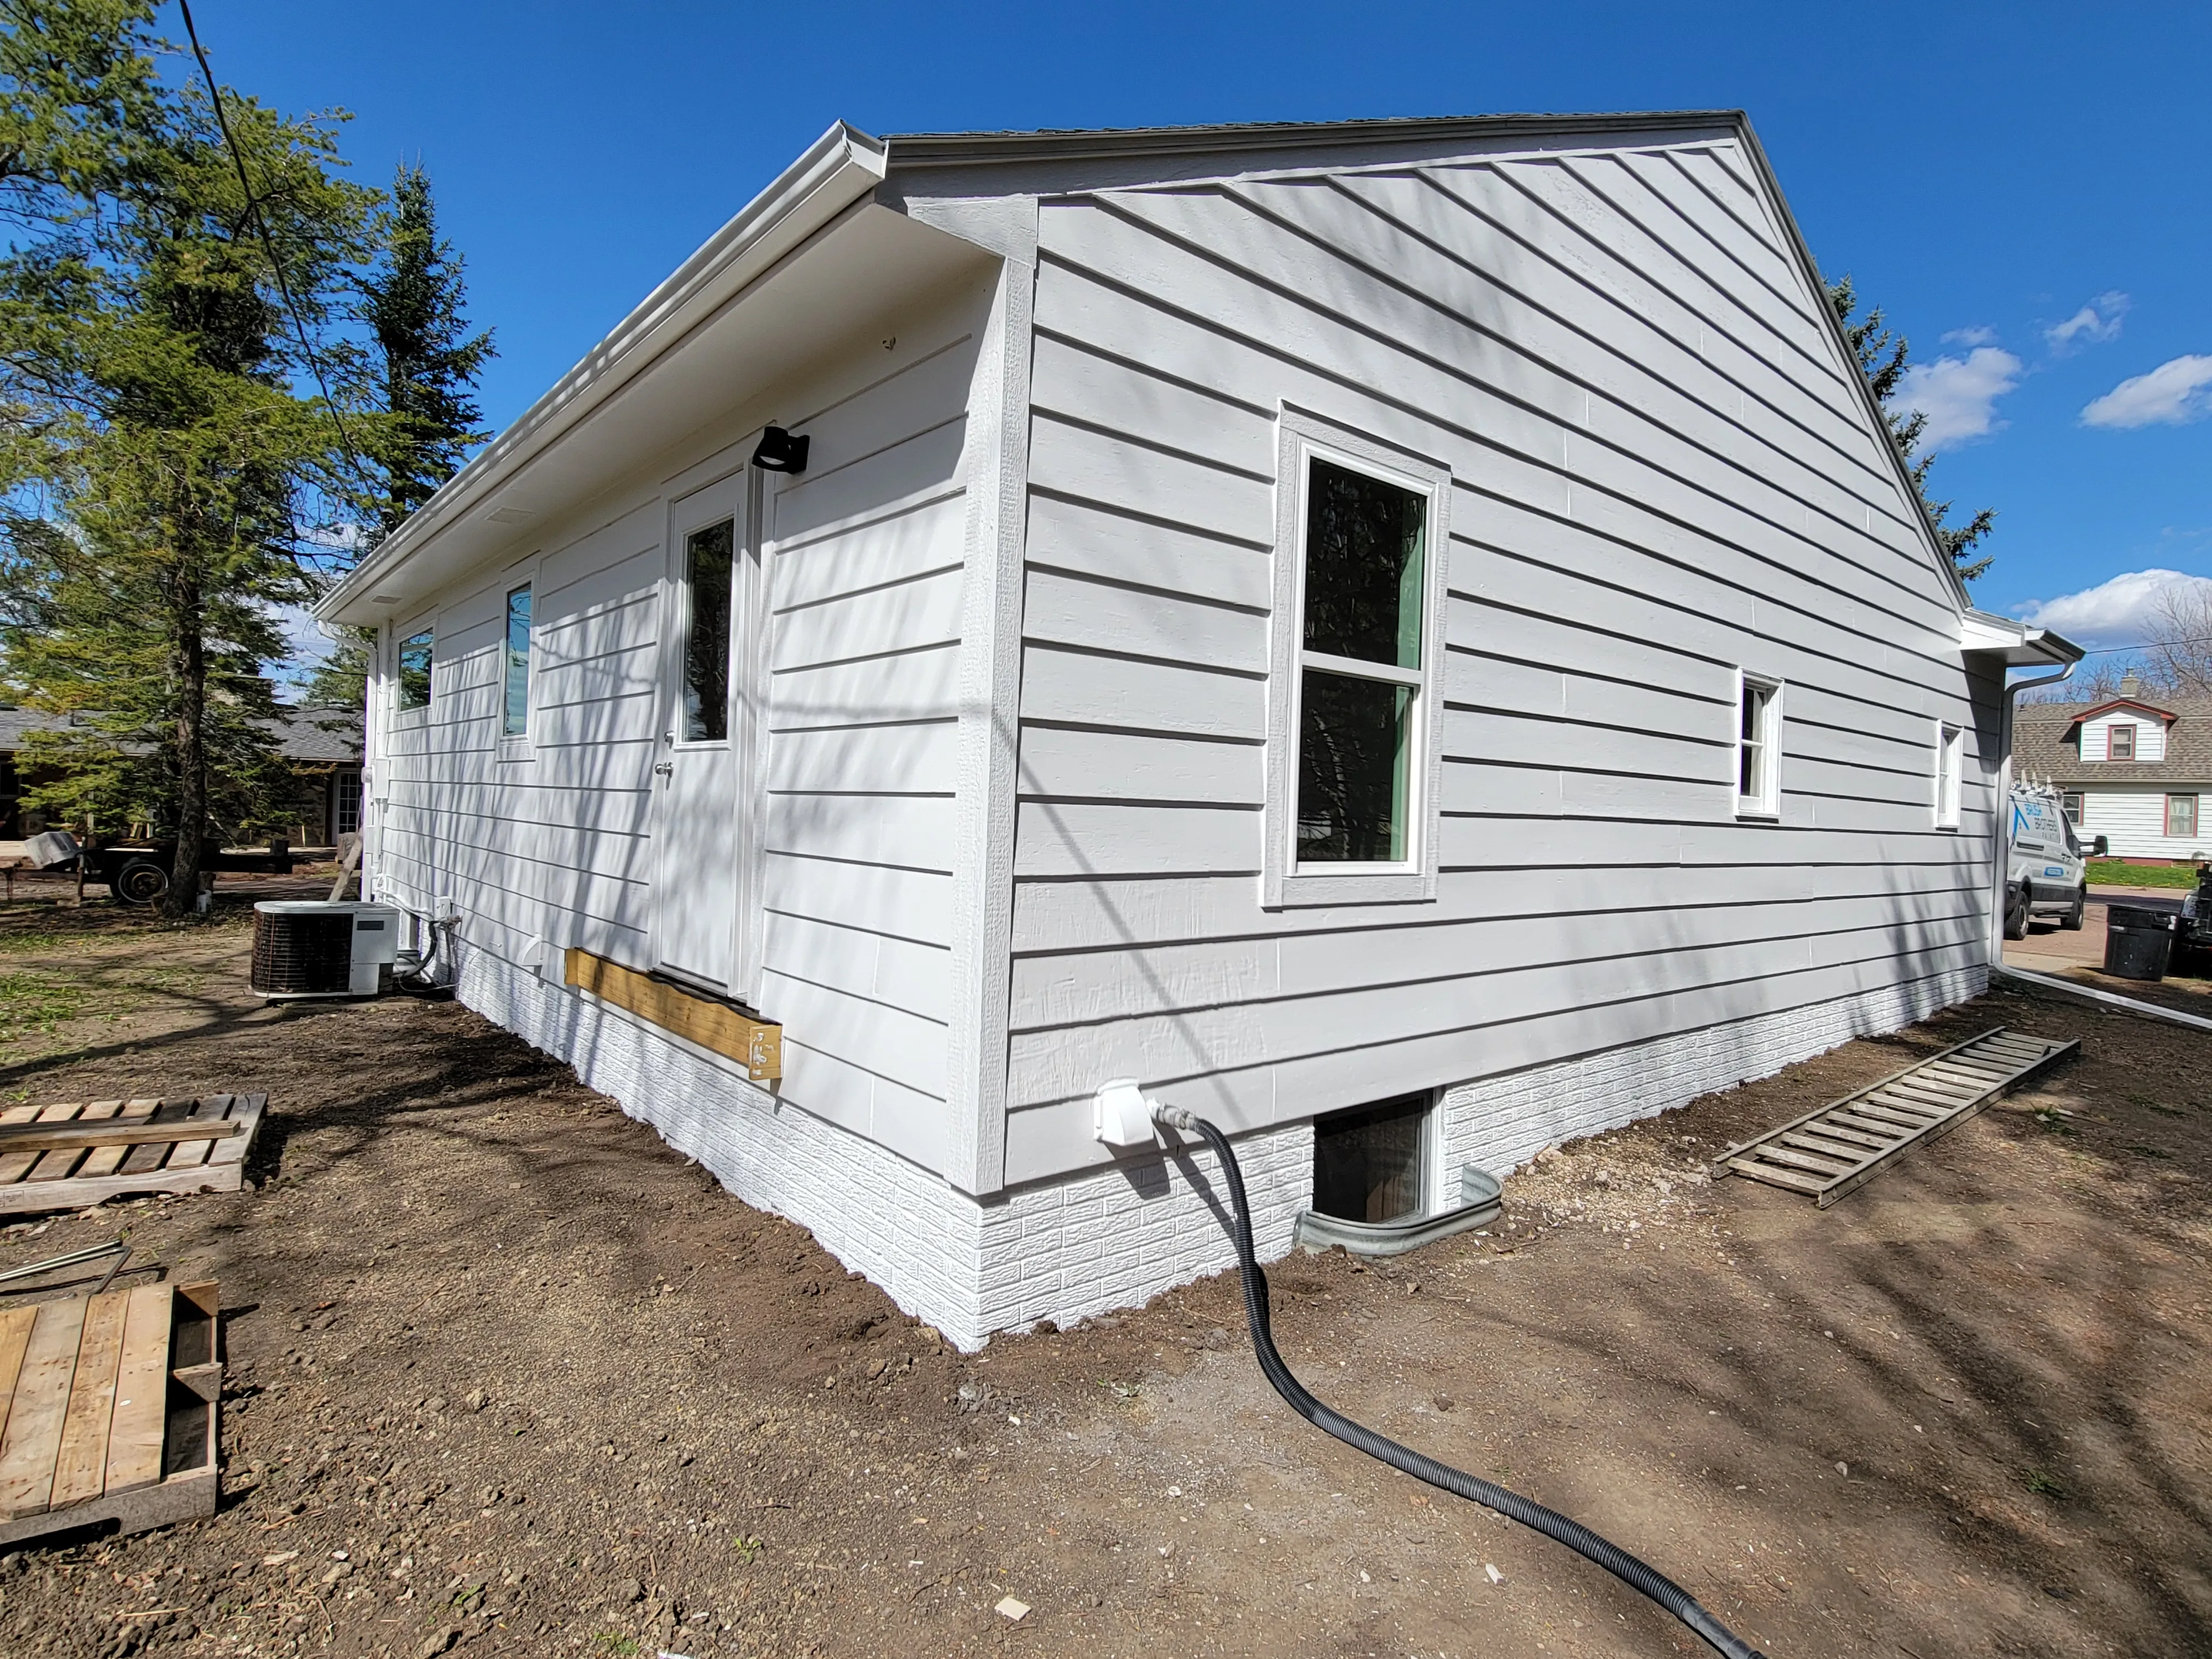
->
<box><xmin>565</xmin><ymin>950</ymin><xmax>782</xmax><ymax>1082</ymax></box>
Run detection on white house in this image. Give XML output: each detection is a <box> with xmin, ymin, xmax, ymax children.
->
<box><xmin>2015</xmin><ymin>687</ymin><xmax>2212</xmax><ymax>860</ymax></box>
<box><xmin>316</xmin><ymin>112</ymin><xmax>2078</xmax><ymax>1347</ymax></box>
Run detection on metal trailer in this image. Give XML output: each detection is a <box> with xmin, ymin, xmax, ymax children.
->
<box><xmin>69</xmin><ymin>841</ymin><xmax>301</xmax><ymax>905</ymax></box>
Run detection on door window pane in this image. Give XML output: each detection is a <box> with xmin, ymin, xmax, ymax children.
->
<box><xmin>1312</xmin><ymin>1094</ymin><xmax>1428</xmax><ymax>1224</ymax></box>
<box><xmin>1297</xmin><ymin>670</ymin><xmax>1411</xmax><ymax>862</ymax></box>
<box><xmin>682</xmin><ymin>519</ymin><xmax>734</xmax><ymax>742</ymax></box>
<box><xmin>1302</xmin><ymin>458</ymin><xmax>1426</xmax><ymax>669</ymax></box>
<box><xmin>397</xmin><ymin>629</ymin><xmax>434</xmax><ymax>711</ymax></box>
<box><xmin>503</xmin><ymin>585</ymin><xmax>532</xmax><ymax>737</ymax></box>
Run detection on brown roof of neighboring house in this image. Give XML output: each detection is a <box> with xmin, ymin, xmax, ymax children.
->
<box><xmin>2013</xmin><ymin>698</ymin><xmax>2212</xmax><ymax>786</ymax></box>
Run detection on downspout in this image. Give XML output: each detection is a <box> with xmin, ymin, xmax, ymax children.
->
<box><xmin>1990</xmin><ymin>658</ymin><xmax>2077</xmax><ymax>964</ymax></box>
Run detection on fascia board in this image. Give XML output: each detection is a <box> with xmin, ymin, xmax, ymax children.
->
<box><xmin>318</xmin><ymin>121</ymin><xmax>887</xmax><ymax>623</ymax></box>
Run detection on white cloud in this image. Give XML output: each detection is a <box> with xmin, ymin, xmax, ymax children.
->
<box><xmin>1890</xmin><ymin>346</ymin><xmax>2023</xmax><ymax>451</ymax></box>
<box><xmin>2044</xmin><ymin>291</ymin><xmax>2129</xmax><ymax>353</ymax></box>
<box><xmin>1942</xmin><ymin>325</ymin><xmax>1999</xmax><ymax>347</ymax></box>
<box><xmin>2015</xmin><ymin>568</ymin><xmax>2212</xmax><ymax>648</ymax></box>
<box><xmin>2081</xmin><ymin>354</ymin><xmax>2212</xmax><ymax>429</ymax></box>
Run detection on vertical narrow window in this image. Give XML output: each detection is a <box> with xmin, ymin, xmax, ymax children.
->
<box><xmin>2108</xmin><ymin>722</ymin><xmax>2136</xmax><ymax>760</ymax></box>
<box><xmin>2166</xmin><ymin>794</ymin><xmax>2197</xmax><ymax>838</ymax></box>
<box><xmin>681</xmin><ymin>519</ymin><xmax>735</xmax><ymax>742</ymax></box>
<box><xmin>502</xmin><ymin>584</ymin><xmax>533</xmax><ymax>738</ymax></box>
<box><xmin>1934</xmin><ymin>723</ymin><xmax>1963</xmax><ymax>828</ymax></box>
<box><xmin>335</xmin><ymin>771</ymin><xmax>361</xmax><ymax>837</ymax></box>
<box><xmin>1734</xmin><ymin>675</ymin><xmax>1781</xmax><ymax>816</ymax></box>
<box><xmin>397</xmin><ymin>628</ymin><xmax>434</xmax><ymax>711</ymax></box>
<box><xmin>1295</xmin><ymin>458</ymin><xmax>1428</xmax><ymax>865</ymax></box>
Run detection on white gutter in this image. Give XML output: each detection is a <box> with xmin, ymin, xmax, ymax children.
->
<box><xmin>317</xmin><ymin>121</ymin><xmax>887</xmax><ymax>623</ymax></box>
<box><xmin>1990</xmin><ymin>655</ymin><xmax>2078</xmax><ymax>967</ymax></box>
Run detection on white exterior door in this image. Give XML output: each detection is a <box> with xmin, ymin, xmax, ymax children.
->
<box><xmin>653</xmin><ymin>472</ymin><xmax>757</xmax><ymax>992</ymax></box>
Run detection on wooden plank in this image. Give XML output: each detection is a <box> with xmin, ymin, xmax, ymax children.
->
<box><xmin>1711</xmin><ymin>1029</ymin><xmax>2011</xmax><ymax>1168</ymax></box>
<box><xmin>103</xmin><ymin>1284</ymin><xmax>173</xmax><ymax>1495</ymax></box>
<box><xmin>118</xmin><ymin>1103</ymin><xmax>192</xmax><ymax>1176</ymax></box>
<box><xmin>49</xmin><ymin>1290</ymin><xmax>129</xmax><ymax>1508</ymax></box>
<box><xmin>1921</xmin><ymin>1061</ymin><xmax>2010</xmax><ymax>1087</ymax></box>
<box><xmin>161</xmin><ymin>1096</ymin><xmax>231</xmax><ymax>1172</ymax></box>
<box><xmin>0</xmin><ymin>1115</ymin><xmax>245</xmax><ymax>1157</ymax></box>
<box><xmin>28</xmin><ymin>1100</ymin><xmax>119</xmax><ymax>1183</ymax></box>
<box><xmin>0</xmin><ymin>1105</ymin><xmax>81</xmax><ymax>1186</ymax></box>
<box><xmin>1781</xmin><ymin>1128</ymin><xmax>1881</xmax><ymax>1163</ymax></box>
<box><xmin>0</xmin><ymin>1306</ymin><xmax>36</xmax><ymax>1442</ymax></box>
<box><xmin>0</xmin><ymin>1298</ymin><xmax>88</xmax><ymax>1518</ymax></box>
<box><xmin>1882</xmin><ymin>1079</ymin><xmax>1978</xmax><ymax>1108</ymax></box>
<box><xmin>566</xmin><ymin>950</ymin><xmax>782</xmax><ymax>1082</ymax></box>
<box><xmin>1828</xmin><ymin>1108</ymin><xmax>1926</xmax><ymax>1140</ymax></box>
<box><xmin>74</xmin><ymin>1100</ymin><xmax>160</xmax><ymax>1180</ymax></box>
<box><xmin>204</xmin><ymin>1095</ymin><xmax>267</xmax><ymax>1171</ymax></box>
<box><xmin>1798</xmin><ymin>1118</ymin><xmax>1893</xmax><ymax>1152</ymax></box>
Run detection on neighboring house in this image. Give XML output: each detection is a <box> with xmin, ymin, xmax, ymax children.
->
<box><xmin>0</xmin><ymin>705</ymin><xmax>362</xmax><ymax>847</ymax></box>
<box><xmin>2013</xmin><ymin>686</ymin><xmax>2212</xmax><ymax>862</ymax></box>
<box><xmin>316</xmin><ymin>112</ymin><xmax>2077</xmax><ymax>1348</ymax></box>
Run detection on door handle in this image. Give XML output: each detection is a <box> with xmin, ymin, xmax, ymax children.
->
<box><xmin>653</xmin><ymin>761</ymin><xmax>674</xmax><ymax>778</ymax></box>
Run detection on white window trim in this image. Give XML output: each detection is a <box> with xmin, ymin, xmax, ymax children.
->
<box><xmin>392</xmin><ymin>615</ymin><xmax>436</xmax><ymax>722</ymax></box>
<box><xmin>498</xmin><ymin>556</ymin><xmax>541</xmax><ymax>761</ymax></box>
<box><xmin>1733</xmin><ymin>671</ymin><xmax>1782</xmax><ymax>819</ymax></box>
<box><xmin>1262</xmin><ymin>406</ymin><xmax>1453</xmax><ymax>910</ymax></box>
<box><xmin>1933</xmin><ymin>721</ymin><xmax>1963</xmax><ymax>830</ymax></box>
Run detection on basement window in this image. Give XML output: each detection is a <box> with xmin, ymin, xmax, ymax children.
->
<box><xmin>1312</xmin><ymin>1093</ymin><xmax>1430</xmax><ymax>1225</ymax></box>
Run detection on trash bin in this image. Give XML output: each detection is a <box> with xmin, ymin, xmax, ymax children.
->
<box><xmin>2104</xmin><ymin>904</ymin><xmax>2174</xmax><ymax>981</ymax></box>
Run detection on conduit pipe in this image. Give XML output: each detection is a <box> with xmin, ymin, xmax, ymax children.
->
<box><xmin>1152</xmin><ymin>1102</ymin><xmax>1768</xmax><ymax>1659</ymax></box>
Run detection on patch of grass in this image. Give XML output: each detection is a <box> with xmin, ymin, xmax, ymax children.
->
<box><xmin>2032</xmin><ymin>1108</ymin><xmax>2078</xmax><ymax>1136</ymax></box>
<box><xmin>0</xmin><ymin>931</ymin><xmax>70</xmax><ymax>955</ymax></box>
<box><xmin>731</xmin><ymin>1533</ymin><xmax>764</xmax><ymax>1563</ymax></box>
<box><xmin>2026</xmin><ymin>1470</ymin><xmax>2066</xmax><ymax>1499</ymax></box>
<box><xmin>0</xmin><ymin>972</ymin><xmax>91</xmax><ymax>1053</ymax></box>
<box><xmin>2088</xmin><ymin>859</ymin><xmax>2199</xmax><ymax>889</ymax></box>
<box><xmin>592</xmin><ymin>1636</ymin><xmax>641</xmax><ymax>1658</ymax></box>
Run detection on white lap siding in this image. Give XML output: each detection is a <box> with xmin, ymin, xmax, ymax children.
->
<box><xmin>1003</xmin><ymin>136</ymin><xmax>1997</xmax><ymax>1185</ymax></box>
<box><xmin>2079</xmin><ymin>786</ymin><xmax>2211</xmax><ymax>861</ymax></box>
<box><xmin>371</xmin><ymin>276</ymin><xmax>995</xmax><ymax>1178</ymax></box>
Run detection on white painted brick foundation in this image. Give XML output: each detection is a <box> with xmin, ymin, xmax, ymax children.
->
<box><xmin>455</xmin><ymin>945</ymin><xmax>1980</xmax><ymax>1348</ymax></box>
<box><xmin>456</xmin><ymin>945</ymin><xmax>1310</xmax><ymax>1350</ymax></box>
<box><xmin>1437</xmin><ymin>963</ymin><xmax>1989</xmax><ymax>1180</ymax></box>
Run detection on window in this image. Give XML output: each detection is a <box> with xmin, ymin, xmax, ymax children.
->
<box><xmin>680</xmin><ymin>518</ymin><xmax>735</xmax><ymax>742</ymax></box>
<box><xmin>397</xmin><ymin>628</ymin><xmax>434</xmax><ymax>711</ymax></box>
<box><xmin>1264</xmin><ymin>412</ymin><xmax>1450</xmax><ymax>907</ymax></box>
<box><xmin>2167</xmin><ymin>794</ymin><xmax>2197</xmax><ymax>839</ymax></box>
<box><xmin>1734</xmin><ymin>674</ymin><xmax>1782</xmax><ymax>816</ymax></box>
<box><xmin>502</xmin><ymin>584</ymin><xmax>533</xmax><ymax>738</ymax></box>
<box><xmin>334</xmin><ymin>771</ymin><xmax>361</xmax><ymax>837</ymax></box>
<box><xmin>1312</xmin><ymin>1094</ymin><xmax>1430</xmax><ymax>1224</ymax></box>
<box><xmin>1934</xmin><ymin>723</ymin><xmax>1963</xmax><ymax>829</ymax></box>
<box><xmin>2062</xmin><ymin>791</ymin><xmax>2084</xmax><ymax>825</ymax></box>
<box><xmin>2108</xmin><ymin>722</ymin><xmax>2136</xmax><ymax>760</ymax></box>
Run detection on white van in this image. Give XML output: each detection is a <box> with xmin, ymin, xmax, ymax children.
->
<box><xmin>2005</xmin><ymin>784</ymin><xmax>2101</xmax><ymax>938</ymax></box>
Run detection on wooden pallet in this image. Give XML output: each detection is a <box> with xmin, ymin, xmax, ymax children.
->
<box><xmin>0</xmin><ymin>1281</ymin><xmax>220</xmax><ymax>1545</ymax></box>
<box><xmin>1714</xmin><ymin>1028</ymin><xmax>2078</xmax><ymax>1207</ymax></box>
<box><xmin>0</xmin><ymin>1095</ymin><xmax>265</xmax><ymax>1215</ymax></box>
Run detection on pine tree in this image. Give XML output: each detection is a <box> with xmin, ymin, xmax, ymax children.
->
<box><xmin>0</xmin><ymin>0</ymin><xmax>382</xmax><ymax>914</ymax></box>
<box><xmin>1827</xmin><ymin>274</ymin><xmax>1996</xmax><ymax>583</ymax></box>
<box><xmin>360</xmin><ymin>161</ymin><xmax>492</xmax><ymax>540</ymax></box>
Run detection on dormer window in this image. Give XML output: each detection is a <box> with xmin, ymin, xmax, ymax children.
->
<box><xmin>2109</xmin><ymin>722</ymin><xmax>2136</xmax><ymax>760</ymax></box>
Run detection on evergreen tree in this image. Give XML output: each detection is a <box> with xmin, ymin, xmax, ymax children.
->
<box><xmin>359</xmin><ymin>161</ymin><xmax>491</xmax><ymax>540</ymax></box>
<box><xmin>1827</xmin><ymin>274</ymin><xmax>1997</xmax><ymax>583</ymax></box>
<box><xmin>0</xmin><ymin>0</ymin><xmax>381</xmax><ymax>913</ymax></box>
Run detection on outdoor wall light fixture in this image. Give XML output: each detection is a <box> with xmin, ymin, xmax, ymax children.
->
<box><xmin>750</xmin><ymin>426</ymin><xmax>810</xmax><ymax>474</ymax></box>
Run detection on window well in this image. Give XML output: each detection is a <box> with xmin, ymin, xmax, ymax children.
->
<box><xmin>1312</xmin><ymin>1093</ymin><xmax>1429</xmax><ymax>1224</ymax></box>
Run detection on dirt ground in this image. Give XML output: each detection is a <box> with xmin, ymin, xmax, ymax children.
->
<box><xmin>0</xmin><ymin>891</ymin><xmax>2206</xmax><ymax>1659</ymax></box>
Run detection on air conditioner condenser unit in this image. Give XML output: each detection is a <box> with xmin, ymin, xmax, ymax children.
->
<box><xmin>250</xmin><ymin>900</ymin><xmax>404</xmax><ymax>999</ymax></box>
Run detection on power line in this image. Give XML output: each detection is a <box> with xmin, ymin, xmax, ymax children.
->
<box><xmin>175</xmin><ymin>0</ymin><xmax>371</xmax><ymax>500</ymax></box>
<box><xmin>2076</xmin><ymin>634</ymin><xmax>2212</xmax><ymax>658</ymax></box>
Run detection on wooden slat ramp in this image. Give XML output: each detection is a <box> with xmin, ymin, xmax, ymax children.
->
<box><xmin>0</xmin><ymin>1095</ymin><xmax>264</xmax><ymax>1216</ymax></box>
<box><xmin>0</xmin><ymin>1281</ymin><xmax>220</xmax><ymax>1545</ymax></box>
<box><xmin>1714</xmin><ymin>1028</ymin><xmax>2078</xmax><ymax>1207</ymax></box>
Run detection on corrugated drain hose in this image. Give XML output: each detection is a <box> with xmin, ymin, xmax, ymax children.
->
<box><xmin>1158</xmin><ymin>1105</ymin><xmax>1768</xmax><ymax>1659</ymax></box>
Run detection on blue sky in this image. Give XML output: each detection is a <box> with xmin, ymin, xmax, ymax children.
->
<box><xmin>195</xmin><ymin>0</ymin><xmax>2209</xmax><ymax>654</ymax></box>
